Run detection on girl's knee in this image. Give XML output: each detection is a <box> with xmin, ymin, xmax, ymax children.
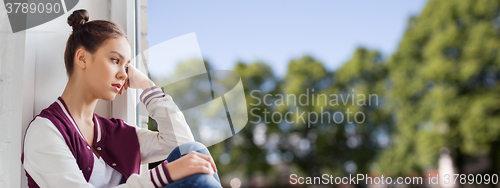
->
<box><xmin>178</xmin><ymin>141</ymin><xmax>209</xmax><ymax>155</ymax></box>
<box><xmin>181</xmin><ymin>141</ymin><xmax>206</xmax><ymax>149</ymax></box>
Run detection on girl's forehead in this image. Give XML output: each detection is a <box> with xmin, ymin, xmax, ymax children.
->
<box><xmin>99</xmin><ymin>37</ymin><xmax>132</xmax><ymax>60</ymax></box>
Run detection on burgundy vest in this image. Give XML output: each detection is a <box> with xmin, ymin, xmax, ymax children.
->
<box><xmin>21</xmin><ymin>97</ymin><xmax>141</xmax><ymax>187</ymax></box>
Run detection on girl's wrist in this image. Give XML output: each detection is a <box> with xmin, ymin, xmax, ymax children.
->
<box><xmin>140</xmin><ymin>80</ymin><xmax>155</xmax><ymax>90</ymax></box>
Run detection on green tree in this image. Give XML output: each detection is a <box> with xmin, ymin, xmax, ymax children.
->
<box><xmin>378</xmin><ymin>0</ymin><xmax>500</xmax><ymax>177</ymax></box>
<box><xmin>327</xmin><ymin>48</ymin><xmax>391</xmax><ymax>176</ymax></box>
<box><xmin>216</xmin><ymin>61</ymin><xmax>279</xmax><ymax>186</ymax></box>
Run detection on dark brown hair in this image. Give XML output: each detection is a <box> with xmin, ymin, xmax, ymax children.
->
<box><xmin>64</xmin><ymin>9</ymin><xmax>127</xmax><ymax>76</ymax></box>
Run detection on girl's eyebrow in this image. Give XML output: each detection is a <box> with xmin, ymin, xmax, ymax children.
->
<box><xmin>110</xmin><ymin>51</ymin><xmax>131</xmax><ymax>64</ymax></box>
<box><xmin>110</xmin><ymin>51</ymin><xmax>124</xmax><ymax>59</ymax></box>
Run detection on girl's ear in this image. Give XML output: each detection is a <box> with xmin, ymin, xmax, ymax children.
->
<box><xmin>75</xmin><ymin>48</ymin><xmax>88</xmax><ymax>70</ymax></box>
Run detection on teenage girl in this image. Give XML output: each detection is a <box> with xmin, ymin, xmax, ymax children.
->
<box><xmin>21</xmin><ymin>9</ymin><xmax>222</xmax><ymax>188</ymax></box>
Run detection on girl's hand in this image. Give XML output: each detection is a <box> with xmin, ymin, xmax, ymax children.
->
<box><xmin>165</xmin><ymin>151</ymin><xmax>218</xmax><ymax>181</ymax></box>
<box><xmin>118</xmin><ymin>65</ymin><xmax>153</xmax><ymax>94</ymax></box>
<box><xmin>118</xmin><ymin>78</ymin><xmax>129</xmax><ymax>95</ymax></box>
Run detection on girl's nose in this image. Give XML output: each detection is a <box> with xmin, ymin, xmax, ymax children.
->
<box><xmin>117</xmin><ymin>66</ymin><xmax>128</xmax><ymax>80</ymax></box>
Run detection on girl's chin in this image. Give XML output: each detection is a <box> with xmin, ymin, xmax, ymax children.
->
<box><xmin>100</xmin><ymin>94</ymin><xmax>117</xmax><ymax>101</ymax></box>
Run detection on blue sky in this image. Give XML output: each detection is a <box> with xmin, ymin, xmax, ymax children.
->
<box><xmin>147</xmin><ymin>0</ymin><xmax>428</xmax><ymax>77</ymax></box>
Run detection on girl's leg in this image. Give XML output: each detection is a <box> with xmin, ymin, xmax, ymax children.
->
<box><xmin>162</xmin><ymin>142</ymin><xmax>221</xmax><ymax>188</ymax></box>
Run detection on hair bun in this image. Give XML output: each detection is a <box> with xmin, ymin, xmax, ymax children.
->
<box><xmin>67</xmin><ymin>9</ymin><xmax>89</xmax><ymax>31</ymax></box>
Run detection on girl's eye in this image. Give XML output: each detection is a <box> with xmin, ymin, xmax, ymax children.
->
<box><xmin>111</xmin><ymin>58</ymin><xmax>119</xmax><ymax>64</ymax></box>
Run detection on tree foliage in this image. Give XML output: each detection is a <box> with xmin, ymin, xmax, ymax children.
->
<box><xmin>378</xmin><ymin>0</ymin><xmax>500</xmax><ymax>176</ymax></box>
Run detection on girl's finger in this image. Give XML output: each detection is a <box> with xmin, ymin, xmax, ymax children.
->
<box><xmin>124</xmin><ymin>79</ymin><xmax>129</xmax><ymax>90</ymax></box>
<box><xmin>185</xmin><ymin>157</ymin><xmax>212</xmax><ymax>175</ymax></box>
<box><xmin>193</xmin><ymin>152</ymin><xmax>217</xmax><ymax>172</ymax></box>
<box><xmin>196</xmin><ymin>162</ymin><xmax>214</xmax><ymax>175</ymax></box>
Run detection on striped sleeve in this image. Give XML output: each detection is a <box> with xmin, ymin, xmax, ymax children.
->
<box><xmin>149</xmin><ymin>161</ymin><xmax>174</xmax><ymax>187</ymax></box>
<box><xmin>114</xmin><ymin>161</ymin><xmax>174</xmax><ymax>188</ymax></box>
<box><xmin>135</xmin><ymin>85</ymin><xmax>194</xmax><ymax>164</ymax></box>
<box><xmin>140</xmin><ymin>86</ymin><xmax>165</xmax><ymax>107</ymax></box>
<box><xmin>139</xmin><ymin>86</ymin><xmax>175</xmax><ymax>187</ymax></box>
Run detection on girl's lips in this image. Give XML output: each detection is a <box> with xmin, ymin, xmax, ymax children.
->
<box><xmin>111</xmin><ymin>83</ymin><xmax>122</xmax><ymax>92</ymax></box>
<box><xmin>112</xmin><ymin>85</ymin><xmax>120</xmax><ymax>92</ymax></box>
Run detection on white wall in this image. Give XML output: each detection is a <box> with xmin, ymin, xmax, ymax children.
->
<box><xmin>0</xmin><ymin>1</ymin><xmax>27</xmax><ymax>187</ymax></box>
<box><xmin>0</xmin><ymin>0</ymin><xmax>148</xmax><ymax>187</ymax></box>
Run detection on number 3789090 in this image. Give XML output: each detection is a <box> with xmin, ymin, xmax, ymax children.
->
<box><xmin>443</xmin><ymin>174</ymin><xmax>498</xmax><ymax>185</ymax></box>
<box><xmin>5</xmin><ymin>3</ymin><xmax>61</xmax><ymax>14</ymax></box>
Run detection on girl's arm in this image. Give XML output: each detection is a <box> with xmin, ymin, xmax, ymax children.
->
<box><xmin>133</xmin><ymin>86</ymin><xmax>195</xmax><ymax>164</ymax></box>
<box><xmin>122</xmin><ymin>65</ymin><xmax>195</xmax><ymax>164</ymax></box>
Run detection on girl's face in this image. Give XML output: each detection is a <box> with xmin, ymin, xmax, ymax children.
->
<box><xmin>84</xmin><ymin>36</ymin><xmax>131</xmax><ymax>101</ymax></box>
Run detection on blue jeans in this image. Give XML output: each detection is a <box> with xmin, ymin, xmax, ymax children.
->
<box><xmin>162</xmin><ymin>142</ymin><xmax>221</xmax><ymax>188</ymax></box>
